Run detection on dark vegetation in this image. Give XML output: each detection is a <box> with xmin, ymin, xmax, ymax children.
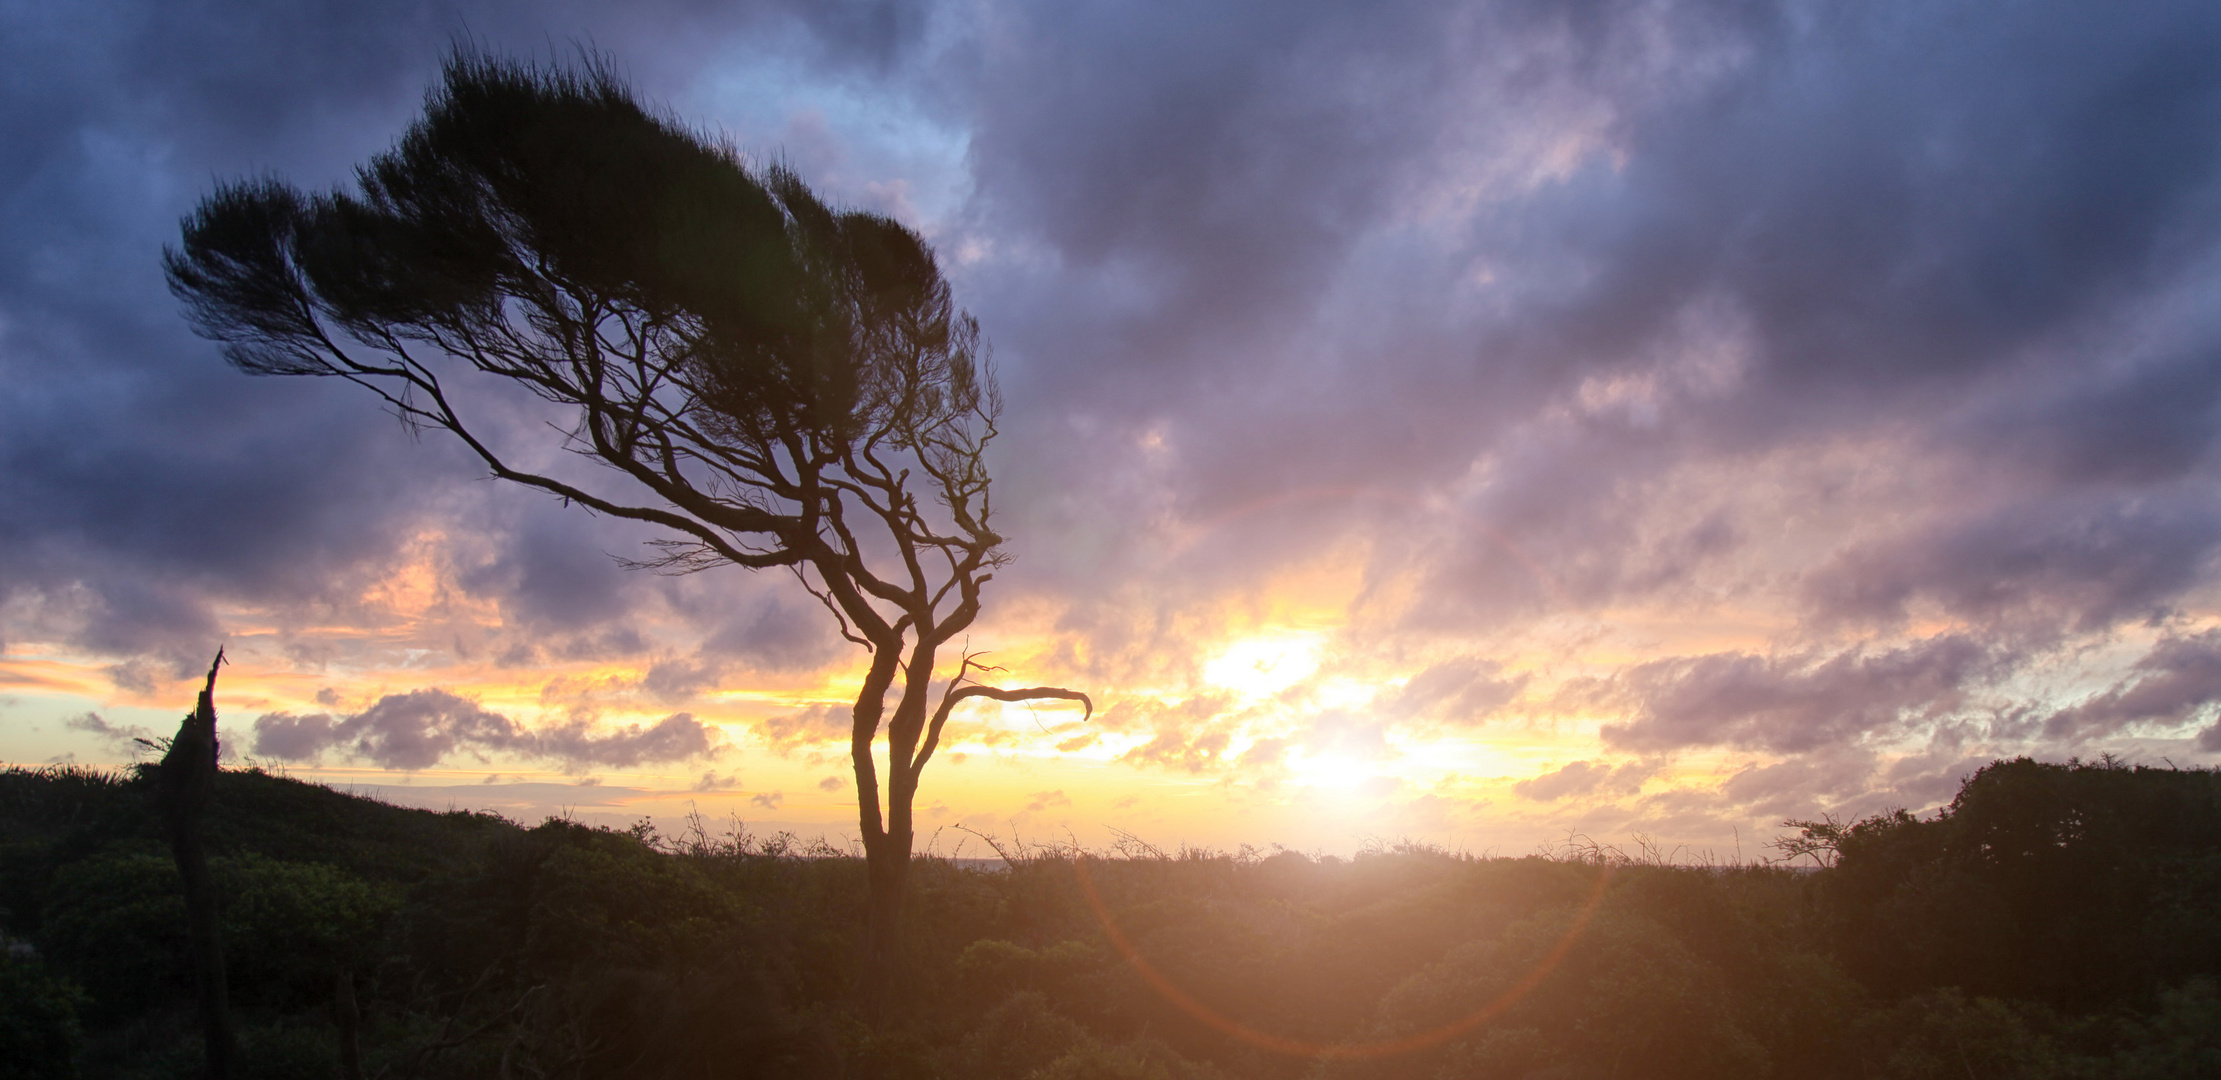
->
<box><xmin>3</xmin><ymin>757</ymin><xmax>2218</xmax><ymax>1079</ymax></box>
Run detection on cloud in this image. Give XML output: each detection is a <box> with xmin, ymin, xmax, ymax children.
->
<box><xmin>639</xmin><ymin>660</ymin><xmax>728</xmax><ymax>705</ymax></box>
<box><xmin>1512</xmin><ymin>759</ymin><xmax>1655</xmax><ymax>803</ymax></box>
<box><xmin>760</xmin><ymin>703</ymin><xmax>849</xmax><ymax>750</ymax></box>
<box><xmin>699</xmin><ymin>597</ymin><xmax>845</xmax><ymax>672</ymax></box>
<box><xmin>1807</xmin><ymin>494</ymin><xmax>2221</xmax><ymax>631</ymax></box>
<box><xmin>1122</xmin><ymin>727</ymin><xmax>1232</xmax><ymax>773</ymax></box>
<box><xmin>2044</xmin><ymin>630</ymin><xmax>2221</xmax><ymax>741</ymax></box>
<box><xmin>1961</xmin><ymin>338</ymin><xmax>2221</xmax><ymax>488</ymax></box>
<box><xmin>751</xmin><ymin>790</ymin><xmax>784</xmax><ymax>809</ymax></box>
<box><xmin>528</xmin><ymin>713</ymin><xmax>721</xmax><ymax>768</ymax></box>
<box><xmin>1593</xmin><ymin>636</ymin><xmax>1995</xmax><ymax>753</ymax></box>
<box><xmin>15</xmin><ymin>0</ymin><xmax>2221</xmax><ymax>811</ymax></box>
<box><xmin>250</xmin><ymin>689</ymin><xmax>723</xmax><ymax>770</ymax></box>
<box><xmin>1385</xmin><ymin>659</ymin><xmax>1529</xmax><ymax>725</ymax></box>
<box><xmin>1024</xmin><ymin>789</ymin><xmax>1072</xmax><ymax>812</ymax></box>
<box><xmin>457</xmin><ymin>499</ymin><xmax>646</xmax><ymax>632</ymax></box>
<box><xmin>64</xmin><ymin>712</ymin><xmax>155</xmax><ymax>754</ymax></box>
<box><xmin>1715</xmin><ymin>754</ymin><xmax>1881</xmax><ymax>821</ymax></box>
<box><xmin>0</xmin><ymin>0</ymin><xmax>932</xmax><ymax>673</ymax></box>
<box><xmin>1237</xmin><ymin>738</ymin><xmax>1287</xmax><ymax>769</ymax></box>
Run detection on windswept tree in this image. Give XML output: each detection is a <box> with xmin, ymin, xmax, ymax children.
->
<box><xmin>164</xmin><ymin>53</ymin><xmax>1089</xmax><ymax>1009</ymax></box>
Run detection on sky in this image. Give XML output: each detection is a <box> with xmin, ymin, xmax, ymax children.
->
<box><xmin>8</xmin><ymin>0</ymin><xmax>2221</xmax><ymax>859</ymax></box>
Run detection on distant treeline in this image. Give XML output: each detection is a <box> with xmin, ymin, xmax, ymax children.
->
<box><xmin>2</xmin><ymin>756</ymin><xmax>2217</xmax><ymax>1079</ymax></box>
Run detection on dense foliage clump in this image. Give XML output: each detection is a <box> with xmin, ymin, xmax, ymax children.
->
<box><xmin>3</xmin><ymin>757</ymin><xmax>2218</xmax><ymax>1078</ymax></box>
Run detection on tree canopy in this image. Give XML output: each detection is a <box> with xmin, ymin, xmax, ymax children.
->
<box><xmin>165</xmin><ymin>52</ymin><xmax>1088</xmax><ymax>1006</ymax></box>
<box><xmin>168</xmin><ymin>54</ymin><xmax>993</xmax><ymax>583</ymax></box>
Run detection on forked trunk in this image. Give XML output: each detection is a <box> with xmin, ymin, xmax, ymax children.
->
<box><xmin>851</xmin><ymin>639</ymin><xmax>910</xmax><ymax>1024</ymax></box>
<box><xmin>847</xmin><ymin>635</ymin><xmax>1088</xmax><ymax>1025</ymax></box>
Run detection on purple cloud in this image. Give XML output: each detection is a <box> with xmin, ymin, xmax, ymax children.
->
<box><xmin>1513</xmin><ymin>759</ymin><xmax>1656</xmax><ymax>803</ymax></box>
<box><xmin>2045</xmin><ymin>631</ymin><xmax>2221</xmax><ymax>741</ymax></box>
<box><xmin>251</xmin><ymin>689</ymin><xmax>722</xmax><ymax>770</ymax></box>
<box><xmin>1594</xmin><ymin>636</ymin><xmax>1995</xmax><ymax>753</ymax></box>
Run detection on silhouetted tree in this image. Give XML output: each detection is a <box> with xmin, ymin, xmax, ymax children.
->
<box><xmin>1811</xmin><ymin>757</ymin><xmax>2221</xmax><ymax>1008</ymax></box>
<box><xmin>163</xmin><ymin>52</ymin><xmax>1088</xmax><ymax>1015</ymax></box>
<box><xmin>155</xmin><ymin>649</ymin><xmax>234</xmax><ymax>1079</ymax></box>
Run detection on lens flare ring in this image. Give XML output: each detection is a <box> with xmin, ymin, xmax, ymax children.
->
<box><xmin>1070</xmin><ymin>856</ymin><xmax>1614</xmax><ymax>1060</ymax></box>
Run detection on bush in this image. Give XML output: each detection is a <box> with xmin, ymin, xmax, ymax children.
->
<box><xmin>0</xmin><ymin>940</ymin><xmax>86</xmax><ymax>1080</ymax></box>
<box><xmin>8</xmin><ymin>760</ymin><xmax>2220</xmax><ymax>1080</ymax></box>
<box><xmin>1821</xmin><ymin>758</ymin><xmax>2221</xmax><ymax>1007</ymax></box>
<box><xmin>37</xmin><ymin>848</ymin><xmax>392</xmax><ymax>1017</ymax></box>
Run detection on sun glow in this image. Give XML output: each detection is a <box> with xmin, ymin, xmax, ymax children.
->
<box><xmin>1285</xmin><ymin>751</ymin><xmax>1376</xmax><ymax>790</ymax></box>
<box><xmin>1202</xmin><ymin>633</ymin><xmax>1325</xmax><ymax>698</ymax></box>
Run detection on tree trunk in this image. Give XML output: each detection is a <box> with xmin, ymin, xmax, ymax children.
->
<box><xmin>848</xmin><ymin>648</ymin><xmax>1089</xmax><ymax>1025</ymax></box>
<box><xmin>158</xmin><ymin>649</ymin><xmax>235</xmax><ymax>1080</ymax></box>
<box><xmin>850</xmin><ymin>637</ymin><xmax>907</xmax><ymax>1023</ymax></box>
<box><xmin>861</xmin><ymin>825</ymin><xmax>912</xmax><ymax>1022</ymax></box>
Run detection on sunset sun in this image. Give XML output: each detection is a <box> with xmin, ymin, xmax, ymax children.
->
<box><xmin>1201</xmin><ymin>633</ymin><xmax>1326</xmax><ymax>699</ymax></box>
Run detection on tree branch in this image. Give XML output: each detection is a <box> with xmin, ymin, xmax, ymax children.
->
<box><xmin>910</xmin><ymin>683</ymin><xmax>1092</xmax><ymax>777</ymax></box>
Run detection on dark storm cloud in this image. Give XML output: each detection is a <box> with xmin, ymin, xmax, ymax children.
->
<box><xmin>1963</xmin><ymin>342</ymin><xmax>2221</xmax><ymax>488</ymax></box>
<box><xmin>1497</xmin><ymin>3</ymin><xmax>2221</xmax><ymax>409</ymax></box>
<box><xmin>0</xmin><ymin>354</ymin><xmax>438</xmax><ymax>667</ymax></box>
<box><xmin>458</xmin><ymin>499</ymin><xmax>646</xmax><ymax>631</ymax></box>
<box><xmin>965</xmin><ymin>0</ymin><xmax>1678</xmax><ymax>531</ymax></box>
<box><xmin>0</xmin><ymin>0</ymin><xmax>935</xmax><ymax>668</ymax></box>
<box><xmin>967</xmin><ymin>0</ymin><xmax>2221</xmax><ymax>668</ymax></box>
<box><xmin>965</xmin><ymin>0</ymin><xmax>1451</xmax><ymax>335</ymax></box>
<box><xmin>1592</xmin><ymin>635</ymin><xmax>1996</xmax><ymax>753</ymax></box>
<box><xmin>251</xmin><ymin>688</ymin><xmax>722</xmax><ymax>770</ymax></box>
<box><xmin>1806</xmin><ymin>492</ymin><xmax>2221</xmax><ymax>631</ymax></box>
<box><xmin>1471</xmin><ymin>2</ymin><xmax>2221</xmax><ymax>626</ymax></box>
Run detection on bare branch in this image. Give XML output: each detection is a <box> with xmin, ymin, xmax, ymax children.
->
<box><xmin>911</xmin><ymin>683</ymin><xmax>1093</xmax><ymax>776</ymax></box>
<box><xmin>791</xmin><ymin>563</ymin><xmax>872</xmax><ymax>650</ymax></box>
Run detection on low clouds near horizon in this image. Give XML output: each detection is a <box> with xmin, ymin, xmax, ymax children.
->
<box><xmin>251</xmin><ymin>690</ymin><xmax>724</xmax><ymax>772</ymax></box>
